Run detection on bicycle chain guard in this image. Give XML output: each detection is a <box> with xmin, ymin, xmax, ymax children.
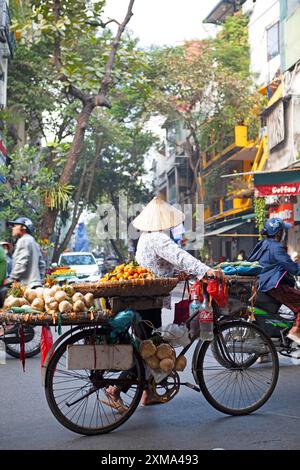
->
<box><xmin>148</xmin><ymin>371</ymin><xmax>180</xmax><ymax>403</ymax></box>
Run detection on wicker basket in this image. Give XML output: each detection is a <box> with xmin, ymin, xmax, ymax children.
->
<box><xmin>0</xmin><ymin>309</ymin><xmax>114</xmax><ymax>326</ymax></box>
<box><xmin>73</xmin><ymin>277</ymin><xmax>179</xmax><ymax>298</ymax></box>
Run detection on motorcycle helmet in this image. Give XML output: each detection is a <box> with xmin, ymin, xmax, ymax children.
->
<box><xmin>262</xmin><ymin>217</ymin><xmax>291</xmax><ymax>237</ymax></box>
<box><xmin>8</xmin><ymin>217</ymin><xmax>34</xmax><ymax>234</ymax></box>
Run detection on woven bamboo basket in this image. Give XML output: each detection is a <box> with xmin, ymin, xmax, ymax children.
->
<box><xmin>73</xmin><ymin>277</ymin><xmax>179</xmax><ymax>298</ymax></box>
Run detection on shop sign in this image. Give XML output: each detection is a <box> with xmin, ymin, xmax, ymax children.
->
<box><xmin>255</xmin><ymin>182</ymin><xmax>300</xmax><ymax>196</ymax></box>
<box><xmin>269</xmin><ymin>203</ymin><xmax>294</xmax><ymax>225</ymax></box>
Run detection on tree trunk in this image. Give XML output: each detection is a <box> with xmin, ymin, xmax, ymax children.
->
<box><xmin>59</xmin><ymin>101</ymin><xmax>94</xmax><ymax>186</ymax></box>
<box><xmin>41</xmin><ymin>207</ymin><xmax>60</xmax><ymax>241</ymax></box>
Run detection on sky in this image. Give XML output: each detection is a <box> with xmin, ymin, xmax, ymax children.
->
<box><xmin>103</xmin><ymin>0</ymin><xmax>219</xmax><ymax>47</ymax></box>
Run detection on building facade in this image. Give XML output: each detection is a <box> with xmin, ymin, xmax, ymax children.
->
<box><xmin>0</xmin><ymin>0</ymin><xmax>15</xmax><ymax>232</ymax></box>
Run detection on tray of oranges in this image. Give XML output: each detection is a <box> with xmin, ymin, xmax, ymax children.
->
<box><xmin>73</xmin><ymin>262</ymin><xmax>178</xmax><ymax>298</ymax></box>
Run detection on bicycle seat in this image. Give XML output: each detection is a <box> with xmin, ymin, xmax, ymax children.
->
<box><xmin>254</xmin><ymin>291</ymin><xmax>281</xmax><ymax>314</ymax></box>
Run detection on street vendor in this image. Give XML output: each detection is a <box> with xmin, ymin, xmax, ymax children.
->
<box><xmin>103</xmin><ymin>196</ymin><xmax>216</xmax><ymax>409</ymax></box>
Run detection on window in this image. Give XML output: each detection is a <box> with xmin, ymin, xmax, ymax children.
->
<box><xmin>267</xmin><ymin>22</ymin><xmax>280</xmax><ymax>61</ymax></box>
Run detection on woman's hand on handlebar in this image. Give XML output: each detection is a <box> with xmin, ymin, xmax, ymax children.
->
<box><xmin>205</xmin><ymin>268</ymin><xmax>222</xmax><ymax>280</ymax></box>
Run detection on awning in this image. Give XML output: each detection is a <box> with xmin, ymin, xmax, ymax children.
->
<box><xmin>204</xmin><ymin>222</ymin><xmax>245</xmax><ymax>237</ymax></box>
<box><xmin>254</xmin><ymin>170</ymin><xmax>300</xmax><ymax>196</ymax></box>
<box><xmin>203</xmin><ymin>0</ymin><xmax>247</xmax><ymax>25</ymax></box>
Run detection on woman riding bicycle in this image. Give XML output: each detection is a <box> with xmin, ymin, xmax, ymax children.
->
<box><xmin>248</xmin><ymin>217</ymin><xmax>300</xmax><ymax>345</ymax></box>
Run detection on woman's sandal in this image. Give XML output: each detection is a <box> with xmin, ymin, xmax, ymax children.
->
<box><xmin>99</xmin><ymin>391</ymin><xmax>129</xmax><ymax>414</ymax></box>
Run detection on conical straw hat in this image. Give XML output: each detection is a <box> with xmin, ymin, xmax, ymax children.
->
<box><xmin>132</xmin><ymin>197</ymin><xmax>185</xmax><ymax>232</ymax></box>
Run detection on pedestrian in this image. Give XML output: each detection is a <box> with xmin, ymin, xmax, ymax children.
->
<box><xmin>3</xmin><ymin>217</ymin><xmax>46</xmax><ymax>288</ymax></box>
<box><xmin>103</xmin><ymin>197</ymin><xmax>218</xmax><ymax>409</ymax></box>
<box><xmin>0</xmin><ymin>241</ymin><xmax>13</xmax><ymax>275</ymax></box>
<box><xmin>235</xmin><ymin>249</ymin><xmax>246</xmax><ymax>261</ymax></box>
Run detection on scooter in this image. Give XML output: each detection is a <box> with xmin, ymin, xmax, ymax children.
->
<box><xmin>249</xmin><ymin>291</ymin><xmax>300</xmax><ymax>359</ymax></box>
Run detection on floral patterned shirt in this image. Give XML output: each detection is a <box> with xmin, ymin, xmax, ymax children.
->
<box><xmin>135</xmin><ymin>232</ymin><xmax>210</xmax><ymax>307</ymax></box>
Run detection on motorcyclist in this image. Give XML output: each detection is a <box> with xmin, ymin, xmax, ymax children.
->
<box><xmin>248</xmin><ymin>217</ymin><xmax>300</xmax><ymax>345</ymax></box>
<box><xmin>3</xmin><ymin>217</ymin><xmax>46</xmax><ymax>289</ymax></box>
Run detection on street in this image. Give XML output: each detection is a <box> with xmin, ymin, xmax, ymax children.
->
<box><xmin>1</xmin><ymin>289</ymin><xmax>300</xmax><ymax>451</ymax></box>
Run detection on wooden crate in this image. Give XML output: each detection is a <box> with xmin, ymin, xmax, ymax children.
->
<box><xmin>109</xmin><ymin>296</ymin><xmax>164</xmax><ymax>313</ymax></box>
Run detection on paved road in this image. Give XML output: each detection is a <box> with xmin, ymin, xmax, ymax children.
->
<box><xmin>1</xmin><ymin>287</ymin><xmax>300</xmax><ymax>450</ymax></box>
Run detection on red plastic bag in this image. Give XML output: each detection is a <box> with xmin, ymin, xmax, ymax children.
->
<box><xmin>206</xmin><ymin>277</ymin><xmax>228</xmax><ymax>308</ymax></box>
<box><xmin>41</xmin><ymin>325</ymin><xmax>53</xmax><ymax>367</ymax></box>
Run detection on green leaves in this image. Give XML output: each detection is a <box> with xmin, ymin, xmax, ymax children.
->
<box><xmin>42</xmin><ymin>184</ymin><xmax>73</xmax><ymax>210</ymax></box>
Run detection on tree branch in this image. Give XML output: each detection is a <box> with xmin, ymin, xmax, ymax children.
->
<box><xmin>52</xmin><ymin>0</ymin><xmax>88</xmax><ymax>103</ymax></box>
<box><xmin>96</xmin><ymin>0</ymin><xmax>135</xmax><ymax>100</ymax></box>
<box><xmin>86</xmin><ymin>18</ymin><xmax>121</xmax><ymax>28</ymax></box>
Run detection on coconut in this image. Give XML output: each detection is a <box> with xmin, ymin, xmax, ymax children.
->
<box><xmin>58</xmin><ymin>300</ymin><xmax>72</xmax><ymax>313</ymax></box>
<box><xmin>156</xmin><ymin>343</ymin><xmax>174</xmax><ymax>360</ymax></box>
<box><xmin>35</xmin><ymin>287</ymin><xmax>45</xmax><ymax>300</ymax></box>
<box><xmin>73</xmin><ymin>300</ymin><xmax>86</xmax><ymax>312</ymax></box>
<box><xmin>45</xmin><ymin>300</ymin><xmax>59</xmax><ymax>313</ymax></box>
<box><xmin>84</xmin><ymin>293</ymin><xmax>94</xmax><ymax>307</ymax></box>
<box><xmin>139</xmin><ymin>340</ymin><xmax>157</xmax><ymax>359</ymax></box>
<box><xmin>24</xmin><ymin>288</ymin><xmax>37</xmax><ymax>303</ymax></box>
<box><xmin>50</xmin><ymin>285</ymin><xmax>61</xmax><ymax>294</ymax></box>
<box><xmin>54</xmin><ymin>291</ymin><xmax>68</xmax><ymax>303</ymax></box>
<box><xmin>31</xmin><ymin>298</ymin><xmax>45</xmax><ymax>310</ymax></box>
<box><xmin>159</xmin><ymin>358</ymin><xmax>175</xmax><ymax>372</ymax></box>
<box><xmin>175</xmin><ymin>355</ymin><xmax>187</xmax><ymax>372</ymax></box>
<box><xmin>18</xmin><ymin>298</ymin><xmax>29</xmax><ymax>307</ymax></box>
<box><xmin>4</xmin><ymin>297</ymin><xmax>22</xmax><ymax>308</ymax></box>
<box><xmin>72</xmin><ymin>292</ymin><xmax>84</xmax><ymax>303</ymax></box>
<box><xmin>43</xmin><ymin>288</ymin><xmax>54</xmax><ymax>300</ymax></box>
<box><xmin>145</xmin><ymin>355</ymin><xmax>160</xmax><ymax>370</ymax></box>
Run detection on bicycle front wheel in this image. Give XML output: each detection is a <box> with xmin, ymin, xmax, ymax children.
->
<box><xmin>194</xmin><ymin>320</ymin><xmax>279</xmax><ymax>415</ymax></box>
<box><xmin>45</xmin><ymin>328</ymin><xmax>144</xmax><ymax>435</ymax></box>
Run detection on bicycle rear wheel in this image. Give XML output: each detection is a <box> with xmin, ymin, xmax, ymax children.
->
<box><xmin>194</xmin><ymin>320</ymin><xmax>279</xmax><ymax>415</ymax></box>
<box><xmin>45</xmin><ymin>328</ymin><xmax>144</xmax><ymax>435</ymax></box>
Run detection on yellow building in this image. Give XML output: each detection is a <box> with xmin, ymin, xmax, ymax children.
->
<box><xmin>202</xmin><ymin>125</ymin><xmax>267</xmax><ymax>262</ymax></box>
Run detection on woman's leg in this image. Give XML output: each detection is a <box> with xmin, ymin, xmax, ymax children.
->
<box><xmin>267</xmin><ymin>285</ymin><xmax>300</xmax><ymax>340</ymax></box>
<box><xmin>105</xmin><ymin>308</ymin><xmax>162</xmax><ymax>407</ymax></box>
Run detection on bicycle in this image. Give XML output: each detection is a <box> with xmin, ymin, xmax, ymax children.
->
<box><xmin>42</xmin><ymin>293</ymin><xmax>279</xmax><ymax>436</ymax></box>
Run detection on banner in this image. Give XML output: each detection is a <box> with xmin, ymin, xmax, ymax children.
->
<box><xmin>269</xmin><ymin>203</ymin><xmax>294</xmax><ymax>226</ymax></box>
<box><xmin>255</xmin><ymin>182</ymin><xmax>300</xmax><ymax>197</ymax></box>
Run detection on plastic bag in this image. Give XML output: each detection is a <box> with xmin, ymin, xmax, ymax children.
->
<box><xmin>206</xmin><ymin>278</ymin><xmax>228</xmax><ymax>307</ymax></box>
<box><xmin>156</xmin><ymin>323</ymin><xmax>190</xmax><ymax>348</ymax></box>
<box><xmin>41</xmin><ymin>325</ymin><xmax>53</xmax><ymax>367</ymax></box>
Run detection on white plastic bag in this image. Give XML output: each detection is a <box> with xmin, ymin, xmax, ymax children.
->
<box><xmin>156</xmin><ymin>323</ymin><xmax>190</xmax><ymax>348</ymax></box>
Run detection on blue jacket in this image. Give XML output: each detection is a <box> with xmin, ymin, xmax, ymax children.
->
<box><xmin>247</xmin><ymin>238</ymin><xmax>300</xmax><ymax>292</ymax></box>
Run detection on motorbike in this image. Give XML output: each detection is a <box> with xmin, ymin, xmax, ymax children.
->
<box><xmin>220</xmin><ymin>278</ymin><xmax>300</xmax><ymax>360</ymax></box>
<box><xmin>249</xmin><ymin>291</ymin><xmax>300</xmax><ymax>359</ymax></box>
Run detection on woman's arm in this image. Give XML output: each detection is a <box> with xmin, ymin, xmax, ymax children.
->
<box><xmin>154</xmin><ymin>233</ymin><xmax>213</xmax><ymax>279</ymax></box>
